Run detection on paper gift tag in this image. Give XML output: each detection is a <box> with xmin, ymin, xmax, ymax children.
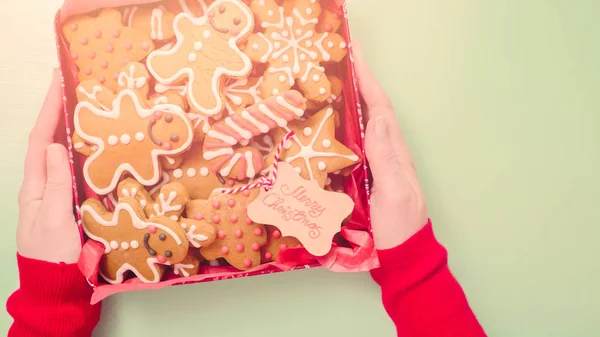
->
<box><xmin>247</xmin><ymin>162</ymin><xmax>355</xmax><ymax>256</ymax></box>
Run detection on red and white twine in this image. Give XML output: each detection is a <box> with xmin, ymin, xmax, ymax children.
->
<box><xmin>220</xmin><ymin>131</ymin><xmax>295</xmax><ymax>194</ymax></box>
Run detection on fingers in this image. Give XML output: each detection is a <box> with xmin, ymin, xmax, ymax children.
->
<box><xmin>352</xmin><ymin>41</ymin><xmax>394</xmax><ymax>120</ymax></box>
<box><xmin>365</xmin><ymin>117</ymin><xmax>404</xmax><ymax>189</ymax></box>
<box><xmin>354</xmin><ymin>44</ymin><xmax>416</xmax><ymax>171</ymax></box>
<box><xmin>38</xmin><ymin>144</ymin><xmax>74</xmax><ymax>226</ymax></box>
<box><xmin>19</xmin><ymin>70</ymin><xmax>64</xmax><ymax>205</ymax></box>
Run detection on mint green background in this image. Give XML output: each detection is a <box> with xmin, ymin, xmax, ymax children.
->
<box><xmin>1</xmin><ymin>0</ymin><xmax>599</xmax><ymax>336</ymax></box>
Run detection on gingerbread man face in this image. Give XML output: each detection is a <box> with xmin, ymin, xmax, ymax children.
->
<box><xmin>147</xmin><ymin>0</ymin><xmax>254</xmax><ymax>117</ymax></box>
<box><xmin>81</xmin><ymin>197</ymin><xmax>189</xmax><ymax>284</ymax></box>
<box><xmin>74</xmin><ymin>89</ymin><xmax>194</xmax><ymax>195</ymax></box>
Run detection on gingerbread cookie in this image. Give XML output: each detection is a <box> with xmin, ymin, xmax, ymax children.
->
<box><xmin>167</xmin><ymin>0</ymin><xmax>211</xmax><ymax>17</ymax></box>
<box><xmin>147</xmin><ymin>0</ymin><xmax>255</xmax><ymax>116</ymax></box>
<box><xmin>124</xmin><ymin>3</ymin><xmax>176</xmax><ymax>42</ymax></box>
<box><xmin>261</xmin><ymin>225</ymin><xmax>301</xmax><ymax>262</ymax></box>
<box><xmin>74</xmin><ymin>89</ymin><xmax>194</xmax><ymax>195</ymax></box>
<box><xmin>62</xmin><ymin>9</ymin><xmax>155</xmax><ymax>91</ymax></box>
<box><xmin>223</xmin><ymin>77</ymin><xmax>263</xmax><ymax>116</ymax></box>
<box><xmin>202</xmin><ymin>90</ymin><xmax>307</xmax><ymax>179</ymax></box>
<box><xmin>81</xmin><ymin>197</ymin><xmax>189</xmax><ymax>284</ymax></box>
<box><xmin>163</xmin><ymin>146</ymin><xmax>233</xmax><ymax>200</ymax></box>
<box><xmin>186</xmin><ymin>189</ymin><xmax>267</xmax><ymax>270</ymax></box>
<box><xmin>244</xmin><ymin>0</ymin><xmax>348</xmax><ymax>102</ymax></box>
<box><xmin>118</xmin><ymin>178</ymin><xmax>217</xmax><ymax>249</ymax></box>
<box><xmin>270</xmin><ymin>106</ymin><xmax>359</xmax><ymax>185</ymax></box>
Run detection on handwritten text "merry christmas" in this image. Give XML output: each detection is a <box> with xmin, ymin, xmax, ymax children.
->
<box><xmin>261</xmin><ymin>184</ymin><xmax>325</xmax><ymax>239</ymax></box>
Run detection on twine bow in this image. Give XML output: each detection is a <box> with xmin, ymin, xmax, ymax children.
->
<box><xmin>220</xmin><ymin>131</ymin><xmax>295</xmax><ymax>194</ymax></box>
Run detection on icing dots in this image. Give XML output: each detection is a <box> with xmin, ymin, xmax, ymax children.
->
<box><xmin>173</xmin><ymin>169</ymin><xmax>184</xmax><ymax>179</ymax></box>
<box><xmin>322</xmin><ymin>139</ymin><xmax>331</xmax><ymax>148</ymax></box>
<box><xmin>120</xmin><ymin>134</ymin><xmax>131</xmax><ymax>144</ymax></box>
<box><xmin>135</xmin><ymin>132</ymin><xmax>145</xmax><ymax>141</ymax></box>
<box><xmin>318</xmin><ymin>161</ymin><xmax>326</xmax><ymax>171</ymax></box>
<box><xmin>108</xmin><ymin>135</ymin><xmax>118</xmax><ymax>145</ymax></box>
<box><xmin>303</xmin><ymin>127</ymin><xmax>313</xmax><ymax>136</ymax></box>
<box><xmin>187</xmin><ymin>168</ymin><xmax>197</xmax><ymax>177</ymax></box>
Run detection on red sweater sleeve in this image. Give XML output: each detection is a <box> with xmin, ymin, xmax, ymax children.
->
<box><xmin>371</xmin><ymin>221</ymin><xmax>487</xmax><ymax>337</ymax></box>
<box><xmin>6</xmin><ymin>254</ymin><xmax>101</xmax><ymax>337</ymax></box>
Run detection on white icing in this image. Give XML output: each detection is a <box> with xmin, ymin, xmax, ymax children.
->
<box><xmin>74</xmin><ymin>142</ymin><xmax>85</xmax><ymax>149</ymax></box>
<box><xmin>151</xmin><ymin>7</ymin><xmax>165</xmax><ymax>40</ymax></box>
<box><xmin>81</xmin><ymin>202</ymin><xmax>182</xmax><ymax>284</ymax></box>
<box><xmin>241</xmin><ymin>110</ymin><xmax>270</xmax><ymax>133</ymax></box>
<box><xmin>283</xmin><ymin>140</ymin><xmax>292</xmax><ymax>149</ymax></box>
<box><xmin>110</xmin><ymin>241</ymin><xmax>119</xmax><ymax>249</ymax></box>
<box><xmin>140</xmin><ymin>199</ymin><xmax>147</xmax><ymax>208</ymax></box>
<box><xmin>153</xmin><ymin>191</ymin><xmax>182</xmax><ymax>217</ymax></box>
<box><xmin>135</xmin><ymin>132</ymin><xmax>145</xmax><ymax>141</ymax></box>
<box><xmin>121</xmin><ymin>241</ymin><xmax>130</xmax><ymax>250</ymax></box>
<box><xmin>282</xmin><ymin>108</ymin><xmax>359</xmax><ymax>180</ymax></box>
<box><xmin>322</xmin><ymin>139</ymin><xmax>331</xmax><ymax>148</ymax></box>
<box><xmin>300</xmin><ymin>54</ymin><xmax>307</xmax><ymax>61</ymax></box>
<box><xmin>318</xmin><ymin>161</ymin><xmax>326</xmax><ymax>171</ymax></box>
<box><xmin>194</xmin><ymin>41</ymin><xmax>203</xmax><ymax>50</ymax></box>
<box><xmin>120</xmin><ymin>134</ymin><xmax>131</xmax><ymax>144</ymax></box>
<box><xmin>279</xmin><ymin>75</ymin><xmax>286</xmax><ymax>83</ymax></box>
<box><xmin>188</xmin><ymin>113</ymin><xmax>211</xmax><ymax>133</ymax></box>
<box><xmin>207</xmin><ymin>129</ymin><xmax>237</xmax><ymax>145</ymax></box>
<box><xmin>276</xmin><ymin>96</ymin><xmax>305</xmax><ymax>117</ymax></box>
<box><xmin>173</xmin><ymin>168</ymin><xmax>183</xmax><ymax>178</ymax></box>
<box><xmin>314</xmin><ymin>33</ymin><xmax>331</xmax><ymax>61</ymax></box>
<box><xmin>118</xmin><ymin>64</ymin><xmax>147</xmax><ymax>89</ymax></box>
<box><xmin>303</xmin><ymin>127</ymin><xmax>313</xmax><ymax>136</ymax></box>
<box><xmin>245</xmin><ymin>151</ymin><xmax>256</xmax><ymax>178</ymax></box>
<box><xmin>326</xmin><ymin>177</ymin><xmax>332</xmax><ymax>186</ymax></box>
<box><xmin>328</xmin><ymin>41</ymin><xmax>334</xmax><ymax>48</ymax></box>
<box><xmin>256</xmin><ymin>33</ymin><xmax>274</xmax><ymax>63</ymax></box>
<box><xmin>174</xmin><ymin>263</ymin><xmax>195</xmax><ymax>277</ymax></box>
<box><xmin>203</xmin><ymin>147</ymin><xmax>234</xmax><ymax>160</ymax></box>
<box><xmin>200</xmin><ymin>167</ymin><xmax>209</xmax><ymax>176</ymax></box>
<box><xmin>300</xmin><ymin>62</ymin><xmax>325</xmax><ymax>83</ymax></box>
<box><xmin>130</xmin><ymin>240</ymin><xmax>139</xmax><ymax>249</ymax></box>
<box><xmin>155</xmin><ymin>83</ymin><xmax>187</xmax><ymax>96</ymax></box>
<box><xmin>272</xmin><ymin>88</ymin><xmax>279</xmax><ymax>95</ymax></box>
<box><xmin>188</xmin><ymin>53</ymin><xmax>197</xmax><ymax>62</ymax></box>
<box><xmin>225</xmin><ymin>117</ymin><xmax>253</xmax><ymax>140</ymax></box>
<box><xmin>274</xmin><ymin>42</ymin><xmax>281</xmax><ymax>49</ymax></box>
<box><xmin>294</xmin><ymin>166</ymin><xmax>302</xmax><ymax>174</ymax></box>
<box><xmin>187</xmin><ymin>168</ymin><xmax>197</xmax><ymax>177</ymax></box>
<box><xmin>320</xmin><ymin>87</ymin><xmax>327</xmax><ymax>95</ymax></box>
<box><xmin>259</xmin><ymin>103</ymin><xmax>287</xmax><ymax>127</ymax></box>
<box><xmin>203</xmin><ymin>30</ymin><xmax>211</xmax><ymax>39</ymax></box>
<box><xmin>224</xmin><ymin>77</ymin><xmax>263</xmax><ymax>115</ymax></box>
<box><xmin>165</xmin><ymin>156</ymin><xmax>176</xmax><ymax>165</ymax></box>
<box><xmin>306</xmin><ymin>8</ymin><xmax>313</xmax><ymax>15</ymax></box>
<box><xmin>252</xmin><ymin>43</ymin><xmax>259</xmax><ymax>50</ymax></box>
<box><xmin>220</xmin><ymin>152</ymin><xmax>242</xmax><ymax>176</ymax></box>
<box><xmin>313</xmin><ymin>74</ymin><xmax>320</xmax><ymax>82</ymax></box>
<box><xmin>268</xmin><ymin>10</ymin><xmax>274</xmax><ymax>16</ymax></box>
<box><xmin>108</xmin><ymin>135</ymin><xmax>118</xmax><ymax>145</ymax></box>
<box><xmin>340</xmin><ymin>42</ymin><xmax>346</xmax><ymax>48</ymax></box>
<box><xmin>185</xmin><ymin>224</ymin><xmax>209</xmax><ymax>248</ymax></box>
<box><xmin>146</xmin><ymin>7</ymin><xmax>254</xmax><ymax>117</ymax></box>
<box><xmin>77</xmin><ymin>86</ymin><xmax>110</xmax><ymax>111</ymax></box>
<box><xmin>261</xmin><ymin>7</ymin><xmax>285</xmax><ymax>29</ymax></box>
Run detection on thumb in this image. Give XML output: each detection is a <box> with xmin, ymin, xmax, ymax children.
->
<box><xmin>39</xmin><ymin>144</ymin><xmax>74</xmax><ymax>220</ymax></box>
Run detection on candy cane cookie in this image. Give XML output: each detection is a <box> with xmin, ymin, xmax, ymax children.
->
<box><xmin>202</xmin><ymin>90</ymin><xmax>307</xmax><ymax>179</ymax></box>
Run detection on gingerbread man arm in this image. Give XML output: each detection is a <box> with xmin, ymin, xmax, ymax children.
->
<box><xmin>146</xmin><ymin>14</ymin><xmax>196</xmax><ymax>84</ymax></box>
<box><xmin>74</xmin><ymin>104</ymin><xmax>118</xmax><ymax>143</ymax></box>
<box><xmin>179</xmin><ymin>218</ymin><xmax>217</xmax><ymax>248</ymax></box>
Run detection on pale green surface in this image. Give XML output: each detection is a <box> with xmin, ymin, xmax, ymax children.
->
<box><xmin>1</xmin><ymin>0</ymin><xmax>599</xmax><ymax>336</ymax></box>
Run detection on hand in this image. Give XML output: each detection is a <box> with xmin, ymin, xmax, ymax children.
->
<box><xmin>17</xmin><ymin>70</ymin><xmax>82</xmax><ymax>264</ymax></box>
<box><xmin>353</xmin><ymin>44</ymin><xmax>429</xmax><ymax>250</ymax></box>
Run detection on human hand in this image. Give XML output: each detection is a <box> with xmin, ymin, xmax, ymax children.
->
<box><xmin>17</xmin><ymin>70</ymin><xmax>82</xmax><ymax>264</ymax></box>
<box><xmin>353</xmin><ymin>44</ymin><xmax>429</xmax><ymax>250</ymax></box>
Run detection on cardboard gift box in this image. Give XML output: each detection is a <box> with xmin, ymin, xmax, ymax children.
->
<box><xmin>54</xmin><ymin>0</ymin><xmax>377</xmax><ymax>304</ymax></box>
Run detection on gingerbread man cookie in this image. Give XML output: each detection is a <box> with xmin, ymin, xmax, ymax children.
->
<box><xmin>63</xmin><ymin>9</ymin><xmax>155</xmax><ymax>91</ymax></box>
<box><xmin>202</xmin><ymin>90</ymin><xmax>307</xmax><ymax>180</ymax></box>
<box><xmin>74</xmin><ymin>89</ymin><xmax>194</xmax><ymax>195</ymax></box>
<box><xmin>147</xmin><ymin>0</ymin><xmax>255</xmax><ymax>116</ymax></box>
<box><xmin>270</xmin><ymin>106</ymin><xmax>359</xmax><ymax>185</ymax></box>
<box><xmin>243</xmin><ymin>0</ymin><xmax>348</xmax><ymax>102</ymax></box>
<box><xmin>81</xmin><ymin>197</ymin><xmax>189</xmax><ymax>284</ymax></box>
<box><xmin>186</xmin><ymin>189</ymin><xmax>267</xmax><ymax>270</ymax></box>
<box><xmin>124</xmin><ymin>3</ymin><xmax>176</xmax><ymax>42</ymax></box>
